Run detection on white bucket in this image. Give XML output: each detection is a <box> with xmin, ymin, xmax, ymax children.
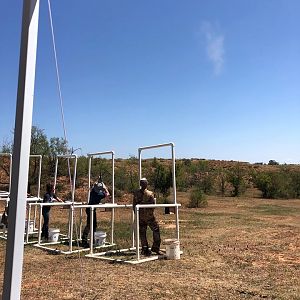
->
<box><xmin>25</xmin><ymin>220</ymin><xmax>34</xmax><ymax>233</ymax></box>
<box><xmin>49</xmin><ymin>228</ymin><xmax>60</xmax><ymax>242</ymax></box>
<box><xmin>94</xmin><ymin>231</ymin><xmax>106</xmax><ymax>246</ymax></box>
<box><xmin>165</xmin><ymin>239</ymin><xmax>180</xmax><ymax>260</ymax></box>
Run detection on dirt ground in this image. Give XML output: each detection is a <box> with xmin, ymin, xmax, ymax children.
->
<box><xmin>0</xmin><ymin>194</ymin><xmax>299</xmax><ymax>300</ymax></box>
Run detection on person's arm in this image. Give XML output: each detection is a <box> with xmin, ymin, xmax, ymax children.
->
<box><xmin>102</xmin><ymin>183</ymin><xmax>110</xmax><ymax>197</ymax></box>
<box><xmin>53</xmin><ymin>194</ymin><xmax>63</xmax><ymax>202</ymax></box>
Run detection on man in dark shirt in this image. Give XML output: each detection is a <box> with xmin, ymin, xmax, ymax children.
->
<box><xmin>81</xmin><ymin>179</ymin><xmax>110</xmax><ymax>248</ymax></box>
<box><xmin>42</xmin><ymin>183</ymin><xmax>63</xmax><ymax>240</ymax></box>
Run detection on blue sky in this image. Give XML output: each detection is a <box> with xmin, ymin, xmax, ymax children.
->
<box><xmin>0</xmin><ymin>1</ymin><xmax>299</xmax><ymax>163</ymax></box>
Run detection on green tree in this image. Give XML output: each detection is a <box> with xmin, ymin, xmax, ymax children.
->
<box><xmin>227</xmin><ymin>164</ymin><xmax>246</xmax><ymax>197</ymax></box>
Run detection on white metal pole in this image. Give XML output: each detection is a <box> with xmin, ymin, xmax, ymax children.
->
<box><xmin>54</xmin><ymin>157</ymin><xmax>58</xmax><ymax>189</ymax></box>
<box><xmin>111</xmin><ymin>151</ymin><xmax>115</xmax><ymax>244</ymax></box>
<box><xmin>87</xmin><ymin>156</ymin><xmax>92</xmax><ymax>203</ymax></box>
<box><xmin>2</xmin><ymin>1</ymin><xmax>40</xmax><ymax>298</ymax></box>
<box><xmin>136</xmin><ymin>206</ymin><xmax>140</xmax><ymax>261</ymax></box>
<box><xmin>90</xmin><ymin>207</ymin><xmax>94</xmax><ymax>254</ymax></box>
<box><xmin>38</xmin><ymin>205</ymin><xmax>42</xmax><ymax>244</ymax></box>
<box><xmin>138</xmin><ymin>148</ymin><xmax>142</xmax><ymax>181</ymax></box>
<box><xmin>26</xmin><ymin>203</ymin><xmax>31</xmax><ymax>243</ymax></box>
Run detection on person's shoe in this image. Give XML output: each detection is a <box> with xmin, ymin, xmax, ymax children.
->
<box><xmin>151</xmin><ymin>248</ymin><xmax>163</xmax><ymax>255</ymax></box>
<box><xmin>141</xmin><ymin>247</ymin><xmax>151</xmax><ymax>256</ymax></box>
<box><xmin>81</xmin><ymin>241</ymin><xmax>90</xmax><ymax>248</ymax></box>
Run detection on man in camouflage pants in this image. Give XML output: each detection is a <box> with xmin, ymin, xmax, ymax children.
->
<box><xmin>133</xmin><ymin>178</ymin><xmax>161</xmax><ymax>256</ymax></box>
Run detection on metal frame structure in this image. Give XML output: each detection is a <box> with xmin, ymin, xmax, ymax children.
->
<box><xmin>138</xmin><ymin>142</ymin><xmax>179</xmax><ymax>241</ymax></box>
<box><xmin>0</xmin><ymin>155</ymin><xmax>43</xmax><ymax>242</ymax></box>
<box><xmin>86</xmin><ymin>142</ymin><xmax>182</xmax><ymax>264</ymax></box>
<box><xmin>33</xmin><ymin>151</ymin><xmax>117</xmax><ymax>254</ymax></box>
<box><xmin>87</xmin><ymin>150</ymin><xmax>115</xmax><ymax>244</ymax></box>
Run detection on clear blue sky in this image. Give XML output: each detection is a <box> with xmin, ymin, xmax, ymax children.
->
<box><xmin>0</xmin><ymin>1</ymin><xmax>299</xmax><ymax>163</ymax></box>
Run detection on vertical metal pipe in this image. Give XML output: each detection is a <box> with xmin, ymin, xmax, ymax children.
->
<box><xmin>37</xmin><ymin>155</ymin><xmax>42</xmax><ymax>198</ymax></box>
<box><xmin>136</xmin><ymin>206</ymin><xmax>140</xmax><ymax>261</ymax></box>
<box><xmin>69</xmin><ymin>205</ymin><xmax>74</xmax><ymax>253</ymax></box>
<box><xmin>26</xmin><ymin>203</ymin><xmax>31</xmax><ymax>243</ymax></box>
<box><xmin>54</xmin><ymin>157</ymin><xmax>58</xmax><ymax>190</ymax></box>
<box><xmin>79</xmin><ymin>207</ymin><xmax>82</xmax><ymax>240</ymax></box>
<box><xmin>2</xmin><ymin>1</ymin><xmax>40</xmax><ymax>299</ymax></box>
<box><xmin>171</xmin><ymin>144</ymin><xmax>179</xmax><ymax>240</ymax></box>
<box><xmin>131</xmin><ymin>209</ymin><xmax>135</xmax><ymax>248</ymax></box>
<box><xmin>72</xmin><ymin>155</ymin><xmax>77</xmax><ymax>203</ymax></box>
<box><xmin>38</xmin><ymin>204</ymin><xmax>42</xmax><ymax>244</ymax></box>
<box><xmin>112</xmin><ymin>152</ymin><xmax>115</xmax><ymax>204</ymax></box>
<box><xmin>176</xmin><ymin>206</ymin><xmax>180</xmax><ymax>241</ymax></box>
<box><xmin>138</xmin><ymin>148</ymin><xmax>142</xmax><ymax>180</ymax></box>
<box><xmin>90</xmin><ymin>207</ymin><xmax>94</xmax><ymax>254</ymax></box>
<box><xmin>111</xmin><ymin>152</ymin><xmax>115</xmax><ymax>244</ymax></box>
<box><xmin>87</xmin><ymin>156</ymin><xmax>92</xmax><ymax>203</ymax></box>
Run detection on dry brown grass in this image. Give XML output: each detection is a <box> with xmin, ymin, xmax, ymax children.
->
<box><xmin>0</xmin><ymin>194</ymin><xmax>299</xmax><ymax>299</ymax></box>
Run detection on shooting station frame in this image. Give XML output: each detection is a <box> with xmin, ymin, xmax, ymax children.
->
<box><xmin>34</xmin><ymin>154</ymin><xmax>79</xmax><ymax>253</ymax></box>
<box><xmin>1</xmin><ymin>154</ymin><xmax>43</xmax><ymax>242</ymax></box>
<box><xmin>85</xmin><ymin>142</ymin><xmax>182</xmax><ymax>264</ymax></box>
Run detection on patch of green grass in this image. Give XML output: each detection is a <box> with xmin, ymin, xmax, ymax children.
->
<box><xmin>252</xmin><ymin>204</ymin><xmax>300</xmax><ymax>216</ymax></box>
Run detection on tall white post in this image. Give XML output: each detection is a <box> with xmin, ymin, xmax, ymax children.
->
<box><xmin>2</xmin><ymin>1</ymin><xmax>40</xmax><ymax>299</ymax></box>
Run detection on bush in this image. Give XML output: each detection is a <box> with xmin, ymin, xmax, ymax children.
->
<box><xmin>254</xmin><ymin>171</ymin><xmax>293</xmax><ymax>199</ymax></box>
<box><xmin>188</xmin><ymin>188</ymin><xmax>208</xmax><ymax>208</ymax></box>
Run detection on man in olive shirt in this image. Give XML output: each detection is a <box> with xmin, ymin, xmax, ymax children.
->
<box><xmin>133</xmin><ymin>178</ymin><xmax>161</xmax><ymax>256</ymax></box>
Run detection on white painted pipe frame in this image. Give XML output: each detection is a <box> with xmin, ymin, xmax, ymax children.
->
<box><xmin>87</xmin><ymin>151</ymin><xmax>115</xmax><ymax>244</ymax></box>
<box><xmin>135</xmin><ymin>203</ymin><xmax>181</xmax><ymax>261</ymax></box>
<box><xmin>138</xmin><ymin>142</ymin><xmax>179</xmax><ymax>241</ymax></box>
<box><xmin>28</xmin><ymin>154</ymin><xmax>42</xmax><ymax>230</ymax></box>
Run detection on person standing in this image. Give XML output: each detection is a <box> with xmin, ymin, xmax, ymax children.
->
<box><xmin>42</xmin><ymin>183</ymin><xmax>63</xmax><ymax>240</ymax></box>
<box><xmin>133</xmin><ymin>178</ymin><xmax>161</xmax><ymax>256</ymax></box>
<box><xmin>81</xmin><ymin>178</ymin><xmax>110</xmax><ymax>248</ymax></box>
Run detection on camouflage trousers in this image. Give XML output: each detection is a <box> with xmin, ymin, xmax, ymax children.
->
<box><xmin>139</xmin><ymin>216</ymin><xmax>161</xmax><ymax>252</ymax></box>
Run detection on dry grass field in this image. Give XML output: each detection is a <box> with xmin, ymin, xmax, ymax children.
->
<box><xmin>0</xmin><ymin>193</ymin><xmax>299</xmax><ymax>299</ymax></box>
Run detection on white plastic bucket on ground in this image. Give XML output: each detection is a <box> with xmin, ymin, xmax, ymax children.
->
<box><xmin>49</xmin><ymin>228</ymin><xmax>60</xmax><ymax>242</ymax></box>
<box><xmin>94</xmin><ymin>231</ymin><xmax>106</xmax><ymax>246</ymax></box>
<box><xmin>25</xmin><ymin>220</ymin><xmax>34</xmax><ymax>233</ymax></box>
<box><xmin>164</xmin><ymin>238</ymin><xmax>180</xmax><ymax>260</ymax></box>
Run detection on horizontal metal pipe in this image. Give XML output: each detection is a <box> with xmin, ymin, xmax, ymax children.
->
<box><xmin>56</xmin><ymin>154</ymin><xmax>77</xmax><ymax>159</ymax></box>
<box><xmin>138</xmin><ymin>142</ymin><xmax>174</xmax><ymax>152</ymax></box>
<box><xmin>87</xmin><ymin>150</ymin><xmax>115</xmax><ymax>157</ymax></box>
<box><xmin>136</xmin><ymin>204</ymin><xmax>181</xmax><ymax>209</ymax></box>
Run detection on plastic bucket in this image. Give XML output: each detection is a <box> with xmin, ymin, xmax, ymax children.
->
<box><xmin>25</xmin><ymin>220</ymin><xmax>34</xmax><ymax>233</ymax></box>
<box><xmin>49</xmin><ymin>228</ymin><xmax>60</xmax><ymax>242</ymax></box>
<box><xmin>94</xmin><ymin>231</ymin><xmax>106</xmax><ymax>246</ymax></box>
<box><xmin>164</xmin><ymin>239</ymin><xmax>180</xmax><ymax>260</ymax></box>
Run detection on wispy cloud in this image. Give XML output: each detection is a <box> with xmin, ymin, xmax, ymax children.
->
<box><xmin>201</xmin><ymin>21</ymin><xmax>225</xmax><ymax>76</ymax></box>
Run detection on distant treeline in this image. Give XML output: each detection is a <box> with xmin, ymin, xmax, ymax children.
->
<box><xmin>1</xmin><ymin>126</ymin><xmax>300</xmax><ymax>203</ymax></box>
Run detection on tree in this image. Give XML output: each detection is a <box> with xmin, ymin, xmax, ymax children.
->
<box><xmin>268</xmin><ymin>160</ymin><xmax>279</xmax><ymax>166</ymax></box>
<box><xmin>152</xmin><ymin>164</ymin><xmax>172</xmax><ymax>200</ymax></box>
<box><xmin>227</xmin><ymin>164</ymin><xmax>246</xmax><ymax>197</ymax></box>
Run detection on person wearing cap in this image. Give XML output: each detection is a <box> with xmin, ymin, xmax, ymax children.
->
<box><xmin>81</xmin><ymin>178</ymin><xmax>110</xmax><ymax>248</ymax></box>
<box><xmin>133</xmin><ymin>177</ymin><xmax>161</xmax><ymax>256</ymax></box>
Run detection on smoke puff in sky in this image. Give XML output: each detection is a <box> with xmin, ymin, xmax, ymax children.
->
<box><xmin>201</xmin><ymin>21</ymin><xmax>225</xmax><ymax>75</ymax></box>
